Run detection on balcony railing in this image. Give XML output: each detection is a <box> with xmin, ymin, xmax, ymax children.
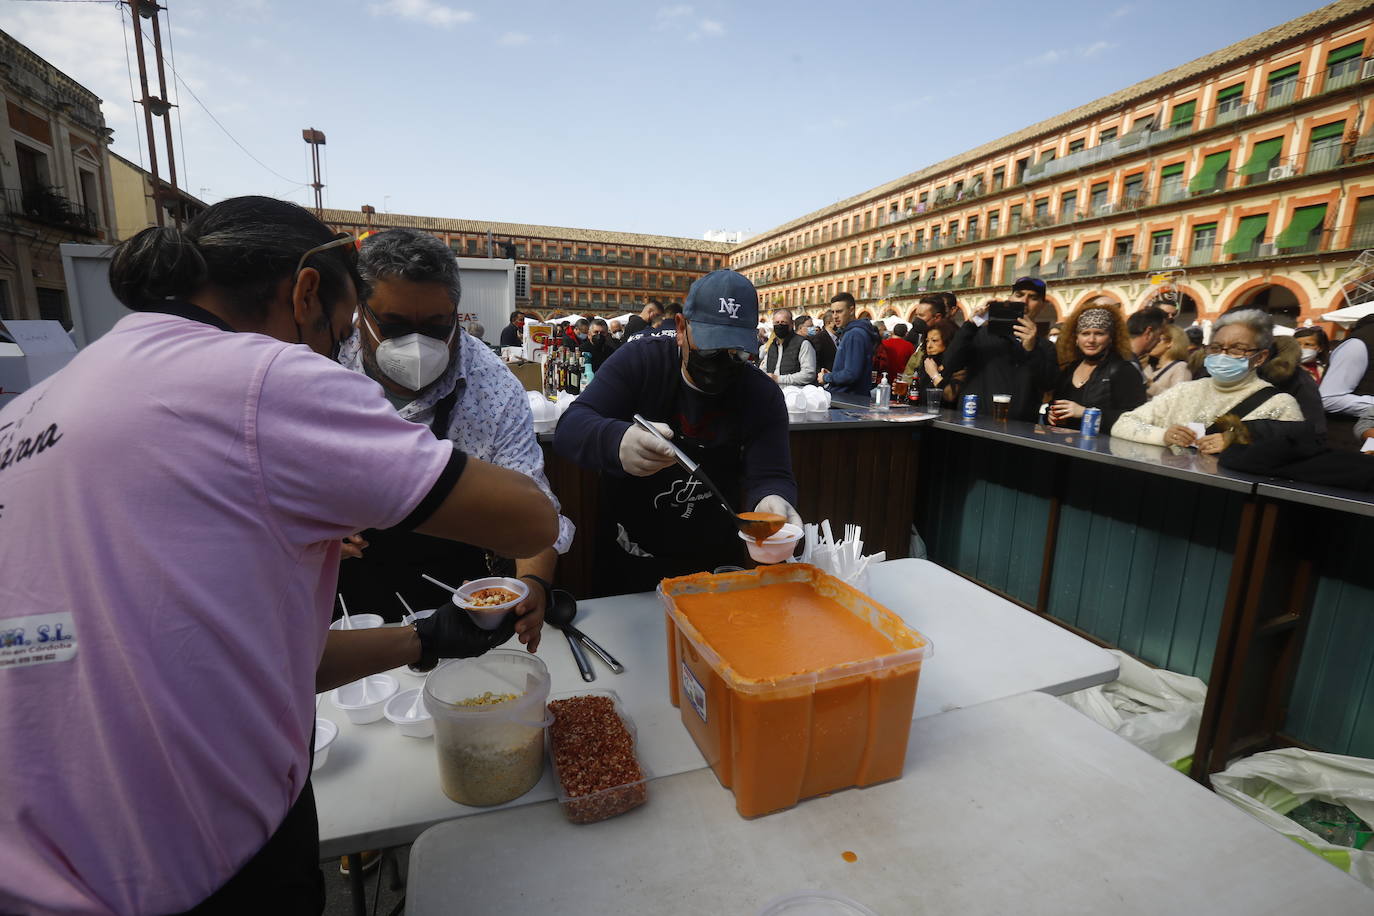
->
<box><xmin>4</xmin><ymin>186</ymin><xmax>98</xmax><ymax>236</ymax></box>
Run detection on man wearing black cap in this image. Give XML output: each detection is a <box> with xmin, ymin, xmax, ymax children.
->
<box><xmin>555</xmin><ymin>270</ymin><xmax>801</xmax><ymax>593</ymax></box>
<box><xmin>941</xmin><ymin>276</ymin><xmax>1057</xmax><ymax>422</ymax></box>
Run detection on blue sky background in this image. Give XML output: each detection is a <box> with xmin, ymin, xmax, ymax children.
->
<box><xmin>0</xmin><ymin>0</ymin><xmax>1317</xmax><ymax>239</ymax></box>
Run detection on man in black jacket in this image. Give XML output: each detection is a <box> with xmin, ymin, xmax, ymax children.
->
<box><xmin>622</xmin><ymin>300</ymin><xmax>663</xmax><ymax>339</ymax></box>
<box><xmin>942</xmin><ymin>277</ymin><xmax>1057</xmax><ymax>422</ymax></box>
<box><xmin>803</xmin><ymin>313</ymin><xmax>837</xmax><ymax>374</ymax></box>
<box><xmin>498</xmin><ymin>310</ymin><xmax>526</xmax><ymax>348</ymax></box>
<box><xmin>555</xmin><ymin>271</ymin><xmax>800</xmax><ymax>593</ymax></box>
<box><xmin>760</xmin><ymin>308</ymin><xmax>816</xmax><ymax>386</ymax></box>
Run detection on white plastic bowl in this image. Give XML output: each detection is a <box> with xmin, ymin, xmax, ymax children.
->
<box><xmin>332</xmin><ymin>674</ymin><xmax>399</xmax><ymax>724</ymax></box>
<box><xmin>329</xmin><ymin>613</ymin><xmax>385</xmax><ymax>631</ymax></box>
<box><xmin>738</xmin><ymin>522</ymin><xmax>804</xmax><ymax>564</ymax></box>
<box><xmin>452</xmin><ymin>577</ymin><xmax>529</xmax><ymax>630</ymax></box>
<box><xmin>313</xmin><ymin>717</ymin><xmax>339</xmax><ymax>771</ymax></box>
<box><xmin>384</xmin><ymin>688</ymin><xmax>434</xmax><ymax>738</ymax></box>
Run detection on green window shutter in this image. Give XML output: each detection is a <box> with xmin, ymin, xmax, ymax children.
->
<box><xmin>1025</xmin><ymin>251</ymin><xmax>1042</xmax><ymax>268</ymax></box>
<box><xmin>1188</xmin><ymin>151</ymin><xmax>1231</xmax><ymax>192</ymax></box>
<box><xmin>1311</xmin><ymin>121</ymin><xmax>1346</xmax><ymax>142</ymax></box>
<box><xmin>1238</xmin><ymin>137</ymin><xmax>1284</xmax><ymax>175</ymax></box>
<box><xmin>1223</xmin><ymin>215</ymin><xmax>1269</xmax><ymax>255</ymax></box>
<box><xmin>1170</xmin><ymin>101</ymin><xmax>1196</xmax><ymax>127</ymax></box>
<box><xmin>1275</xmin><ymin>205</ymin><xmax>1327</xmax><ymax>249</ymax></box>
<box><xmin>1269</xmin><ymin>64</ymin><xmax>1300</xmax><ymax>82</ymax></box>
<box><xmin>1326</xmin><ymin>42</ymin><xmax>1363</xmax><ymax>65</ymax></box>
<box><xmin>1161</xmin><ymin>163</ymin><xmax>1185</xmax><ymax>178</ymax></box>
<box><xmin>1217</xmin><ymin>85</ymin><xmax>1244</xmax><ymax>102</ymax></box>
<box><xmin>1151</xmin><ymin>229</ymin><xmax>1173</xmax><ymax>240</ymax></box>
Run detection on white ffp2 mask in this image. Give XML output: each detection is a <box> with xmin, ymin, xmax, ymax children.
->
<box><xmin>364</xmin><ymin>319</ymin><xmax>455</xmax><ymax>391</ymax></box>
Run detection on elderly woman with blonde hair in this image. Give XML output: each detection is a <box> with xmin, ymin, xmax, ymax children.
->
<box><xmin>1046</xmin><ymin>298</ymin><xmax>1148</xmax><ymax>431</ymax></box>
<box><xmin>1144</xmin><ymin>324</ymin><xmax>1192</xmax><ymax>397</ymax></box>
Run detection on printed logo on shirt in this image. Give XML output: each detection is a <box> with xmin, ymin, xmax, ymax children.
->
<box><xmin>652</xmin><ymin>476</ymin><xmax>711</xmax><ymax>520</ymax></box>
<box><xmin>0</xmin><ymin>395</ymin><xmax>63</xmax><ymax>477</ymax></box>
<box><xmin>0</xmin><ymin>612</ymin><xmax>77</xmax><ymax>670</ymax></box>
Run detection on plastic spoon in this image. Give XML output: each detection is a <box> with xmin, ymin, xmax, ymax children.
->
<box><xmin>395</xmin><ymin>592</ymin><xmax>416</xmax><ymax>625</ymax></box>
<box><xmin>631</xmin><ymin>414</ymin><xmax>784</xmax><ymax>541</ymax></box>
<box><xmin>337</xmin><ymin>594</ymin><xmax>353</xmax><ymax>630</ymax></box>
<box><xmin>421</xmin><ymin>573</ymin><xmax>458</xmax><ymax>594</ymax></box>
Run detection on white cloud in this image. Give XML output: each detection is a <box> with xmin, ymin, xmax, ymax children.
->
<box><xmin>1110</xmin><ymin>4</ymin><xmax>1133</xmax><ymax>17</ymax></box>
<box><xmin>657</xmin><ymin>5</ymin><xmax>694</xmax><ymax>22</ymax></box>
<box><xmin>697</xmin><ymin>19</ymin><xmax>724</xmax><ymax>36</ymax></box>
<box><xmin>1080</xmin><ymin>40</ymin><xmax>1115</xmax><ymax>58</ymax></box>
<box><xmin>370</xmin><ymin>0</ymin><xmax>475</xmax><ymax>28</ymax></box>
<box><xmin>497</xmin><ymin>31</ymin><xmax>531</xmax><ymax>47</ymax></box>
<box><xmin>1030</xmin><ymin>49</ymin><xmax>1062</xmax><ymax>65</ymax></box>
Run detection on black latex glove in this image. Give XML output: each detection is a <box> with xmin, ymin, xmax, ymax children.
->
<box><xmin>413</xmin><ymin>604</ymin><xmax>517</xmax><ymax>671</ymax></box>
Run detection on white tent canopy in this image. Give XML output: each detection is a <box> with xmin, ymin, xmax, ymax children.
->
<box><xmin>1320</xmin><ymin>303</ymin><xmax>1374</xmax><ymax>328</ymax></box>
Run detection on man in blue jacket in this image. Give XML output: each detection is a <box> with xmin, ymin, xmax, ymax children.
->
<box><xmin>555</xmin><ymin>270</ymin><xmax>801</xmax><ymax>594</ymax></box>
<box><xmin>819</xmin><ymin>292</ymin><xmax>880</xmax><ymax>403</ymax></box>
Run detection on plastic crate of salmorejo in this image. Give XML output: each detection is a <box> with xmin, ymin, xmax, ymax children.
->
<box><xmin>659</xmin><ymin>563</ymin><xmax>929</xmax><ymax>818</ymax></box>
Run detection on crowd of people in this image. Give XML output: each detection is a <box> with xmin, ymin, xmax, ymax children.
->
<box><xmin>5</xmin><ymin>192</ymin><xmax>1373</xmax><ymax>913</ymax></box>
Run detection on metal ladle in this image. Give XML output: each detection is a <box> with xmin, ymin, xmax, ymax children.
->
<box><xmin>631</xmin><ymin>414</ymin><xmax>785</xmax><ymax>541</ymax></box>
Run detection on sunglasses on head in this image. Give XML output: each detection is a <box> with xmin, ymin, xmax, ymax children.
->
<box><xmin>294</xmin><ymin>232</ymin><xmax>358</xmax><ymax>279</ymax></box>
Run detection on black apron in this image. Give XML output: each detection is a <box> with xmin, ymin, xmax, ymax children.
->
<box><xmin>595</xmin><ymin>391</ymin><xmax>751</xmax><ymax>595</ymax></box>
<box><xmin>335</xmin><ymin>391</ymin><xmax>509</xmax><ymax>619</ymax></box>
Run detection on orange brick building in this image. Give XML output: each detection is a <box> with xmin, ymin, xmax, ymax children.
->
<box><xmin>320</xmin><ymin>208</ymin><xmax>733</xmax><ymax>320</ymax></box>
<box><xmin>731</xmin><ymin>0</ymin><xmax>1374</xmax><ymax>329</ymax></box>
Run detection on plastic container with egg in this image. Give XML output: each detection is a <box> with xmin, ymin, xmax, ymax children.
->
<box><xmin>450</xmin><ymin>577</ymin><xmax>528</xmax><ymax>630</ymax></box>
<box><xmin>331</xmin><ymin>673</ymin><xmax>399</xmax><ymax>724</ymax></box>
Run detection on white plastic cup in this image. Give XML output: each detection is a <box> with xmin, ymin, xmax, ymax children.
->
<box><xmin>329</xmin><ymin>613</ymin><xmax>385</xmax><ymax>631</ymax></box>
<box><xmin>739</xmin><ymin>522</ymin><xmax>804</xmax><ymax>564</ymax></box>
<box><xmin>451</xmin><ymin>577</ymin><xmax>529</xmax><ymax>630</ymax></box>
<box><xmin>384</xmin><ymin>688</ymin><xmax>434</xmax><ymax>738</ymax></box>
<box><xmin>331</xmin><ymin>673</ymin><xmax>399</xmax><ymax>724</ymax></box>
<box><xmin>313</xmin><ymin>718</ymin><xmax>339</xmax><ymax>771</ymax></box>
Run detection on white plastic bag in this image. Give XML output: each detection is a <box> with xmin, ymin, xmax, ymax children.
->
<box><xmin>1212</xmin><ymin>748</ymin><xmax>1374</xmax><ymax>889</ymax></box>
<box><xmin>1059</xmin><ymin>650</ymin><xmax>1205</xmax><ymax>770</ymax></box>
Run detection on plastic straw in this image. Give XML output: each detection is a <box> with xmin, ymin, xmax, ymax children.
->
<box><xmin>421</xmin><ymin>573</ymin><xmax>458</xmax><ymax>594</ymax></box>
<box><xmin>337</xmin><ymin>594</ymin><xmax>353</xmax><ymax>630</ymax></box>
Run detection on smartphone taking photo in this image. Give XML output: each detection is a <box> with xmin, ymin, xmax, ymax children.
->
<box><xmin>986</xmin><ymin>300</ymin><xmax>1026</xmax><ymax>339</ymax></box>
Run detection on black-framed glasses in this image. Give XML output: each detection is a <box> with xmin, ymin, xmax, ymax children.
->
<box><xmin>1203</xmin><ymin>344</ymin><xmax>1263</xmax><ymax>358</ymax></box>
<box><xmin>360</xmin><ymin>299</ymin><xmax>458</xmax><ymax>342</ymax></box>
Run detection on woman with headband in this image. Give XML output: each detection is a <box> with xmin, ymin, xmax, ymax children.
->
<box><xmin>1047</xmin><ymin>298</ymin><xmax>1147</xmax><ymax>432</ymax></box>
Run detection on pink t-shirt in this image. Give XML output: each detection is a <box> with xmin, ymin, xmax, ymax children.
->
<box><xmin>0</xmin><ymin>311</ymin><xmax>454</xmax><ymax>915</ymax></box>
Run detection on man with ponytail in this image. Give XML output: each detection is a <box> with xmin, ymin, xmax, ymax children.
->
<box><xmin>0</xmin><ymin>196</ymin><xmax>558</xmax><ymax>914</ymax></box>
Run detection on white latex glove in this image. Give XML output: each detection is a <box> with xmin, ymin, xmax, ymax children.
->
<box><xmin>754</xmin><ymin>494</ymin><xmax>801</xmax><ymax>528</ymax></box>
<box><xmin>618</xmin><ymin>422</ymin><xmax>677</xmax><ymax>477</ymax></box>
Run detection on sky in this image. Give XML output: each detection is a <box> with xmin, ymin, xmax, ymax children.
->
<box><xmin>0</xmin><ymin>0</ymin><xmax>1320</xmax><ymax>241</ymax></box>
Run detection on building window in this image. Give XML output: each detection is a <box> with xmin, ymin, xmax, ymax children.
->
<box><xmin>515</xmin><ymin>244</ymin><xmax>526</xmax><ymax>258</ymax></box>
<box><xmin>466</xmin><ymin>238</ymin><xmax>478</xmax><ymax>254</ymax></box>
<box><xmin>1189</xmin><ymin>150</ymin><xmax>1231</xmax><ymax>194</ymax></box>
<box><xmin>1158</xmin><ymin>163</ymin><xmax>1186</xmax><ymax>203</ymax></box>
<box><xmin>988</xmin><ymin>211</ymin><xmax>1000</xmax><ymax>235</ymax></box>
<box><xmin>1267</xmin><ymin>63</ymin><xmax>1300</xmax><ymax>107</ymax></box>
<box><xmin>1060</xmin><ymin>190</ymin><xmax>1078</xmax><ymax>219</ymax></box>
<box><xmin>992</xmin><ymin>168</ymin><xmax>1005</xmax><ymax>191</ymax></box>
<box><xmin>1122</xmin><ymin>173</ymin><xmax>1145</xmax><ymax>204</ymax></box>
<box><xmin>1149</xmin><ymin>230</ymin><xmax>1174</xmax><ymax>267</ymax></box>
<box><xmin>1068</xmin><ymin>138</ymin><xmax>1085</xmax><ymax>153</ymax></box>
<box><xmin>563</xmin><ymin>246</ymin><xmax>572</xmax><ymax>258</ymax></box>
<box><xmin>1223</xmin><ymin>214</ymin><xmax>1269</xmax><ymax>259</ymax></box>
<box><xmin>1090</xmin><ymin>182</ymin><xmax>1109</xmax><ymax>214</ymax></box>
<box><xmin>1325</xmin><ymin>41</ymin><xmax>1364</xmax><ymax>91</ymax></box>
<box><xmin>1238</xmin><ymin>137</ymin><xmax>1284</xmax><ymax>184</ymax></box>
<box><xmin>1099</xmin><ymin>127</ymin><xmax>1118</xmax><ymax>143</ymax></box>
<box><xmin>36</xmin><ymin>287</ymin><xmax>69</xmax><ymax>329</ymax></box>
<box><xmin>966</xmin><ymin>215</ymin><xmax>980</xmax><ymax>240</ymax></box>
<box><xmin>1015</xmin><ymin>157</ymin><xmax>1029</xmax><ymax>183</ymax></box>
<box><xmin>1191</xmin><ymin>223</ymin><xmax>1218</xmax><ymax>264</ymax></box>
<box><xmin>1009</xmin><ymin>204</ymin><xmax>1023</xmax><ymax>232</ymax></box>
<box><xmin>1169</xmin><ymin>100</ymin><xmax>1196</xmax><ymax>130</ymax></box>
<box><xmin>1352</xmin><ymin>196</ymin><xmax>1374</xmax><ymax>248</ymax></box>
<box><xmin>532</xmin><ymin>245</ymin><xmax>544</xmax><ymax>258</ymax></box>
<box><xmin>1215</xmin><ymin>84</ymin><xmax>1246</xmax><ymax>123</ymax></box>
<box><xmin>1033</xmin><ymin>198</ymin><xmax>1049</xmax><ymax>224</ymax></box>
<box><xmin>1306</xmin><ymin>120</ymin><xmax>1346</xmax><ymax>173</ymax></box>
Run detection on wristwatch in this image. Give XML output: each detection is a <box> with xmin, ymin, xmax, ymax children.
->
<box><xmin>520</xmin><ymin>573</ymin><xmax>553</xmax><ymax>607</ymax></box>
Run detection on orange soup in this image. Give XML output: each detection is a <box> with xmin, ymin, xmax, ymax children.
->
<box><xmin>672</xmin><ymin>582</ymin><xmax>900</xmax><ymax>679</ymax></box>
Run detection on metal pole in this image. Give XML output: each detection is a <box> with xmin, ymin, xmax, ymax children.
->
<box><xmin>126</xmin><ymin>0</ymin><xmax>163</xmax><ymax>225</ymax></box>
<box><xmin>147</xmin><ymin>8</ymin><xmax>179</xmax><ymax>195</ymax></box>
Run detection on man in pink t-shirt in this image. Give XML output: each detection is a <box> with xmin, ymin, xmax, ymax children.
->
<box><xmin>0</xmin><ymin>197</ymin><xmax>557</xmax><ymax>915</ymax></box>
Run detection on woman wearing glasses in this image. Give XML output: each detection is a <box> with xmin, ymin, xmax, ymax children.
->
<box><xmin>1112</xmin><ymin>309</ymin><xmax>1306</xmax><ymax>454</ymax></box>
<box><xmin>0</xmin><ymin>197</ymin><xmax>557</xmax><ymax>914</ymax></box>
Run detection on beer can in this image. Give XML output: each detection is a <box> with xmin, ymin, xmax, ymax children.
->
<box><xmin>961</xmin><ymin>394</ymin><xmax>979</xmax><ymax>419</ymax></box>
<box><xmin>1081</xmin><ymin>407</ymin><xmax>1102</xmax><ymax>437</ymax></box>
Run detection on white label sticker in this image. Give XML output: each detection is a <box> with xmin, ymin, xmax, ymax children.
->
<box><xmin>680</xmin><ymin>661</ymin><xmax>707</xmax><ymax>724</ymax></box>
<box><xmin>0</xmin><ymin>612</ymin><xmax>77</xmax><ymax>671</ymax></box>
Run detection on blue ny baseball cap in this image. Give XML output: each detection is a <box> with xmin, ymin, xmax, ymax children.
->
<box><xmin>682</xmin><ymin>269</ymin><xmax>759</xmax><ymax>353</ymax></box>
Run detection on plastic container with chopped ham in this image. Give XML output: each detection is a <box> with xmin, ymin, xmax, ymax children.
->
<box><xmin>546</xmin><ymin>689</ymin><xmax>650</xmax><ymax>824</ymax></box>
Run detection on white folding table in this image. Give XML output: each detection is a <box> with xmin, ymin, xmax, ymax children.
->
<box><xmin>315</xmin><ymin>559</ymin><xmax>1118</xmax><ymax>857</ymax></box>
<box><xmin>407</xmin><ymin>692</ymin><xmax>1374</xmax><ymax>915</ymax></box>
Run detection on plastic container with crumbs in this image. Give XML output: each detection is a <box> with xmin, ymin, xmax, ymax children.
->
<box><xmin>546</xmin><ymin>689</ymin><xmax>651</xmax><ymax>824</ymax></box>
<box><xmin>659</xmin><ymin>563</ymin><xmax>929</xmax><ymax>818</ymax></box>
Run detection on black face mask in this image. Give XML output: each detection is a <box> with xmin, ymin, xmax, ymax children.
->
<box><xmin>686</xmin><ymin>348</ymin><xmax>743</xmax><ymax>396</ymax></box>
<box><xmin>773</xmin><ymin>324</ymin><xmax>792</xmax><ymax>340</ymax></box>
